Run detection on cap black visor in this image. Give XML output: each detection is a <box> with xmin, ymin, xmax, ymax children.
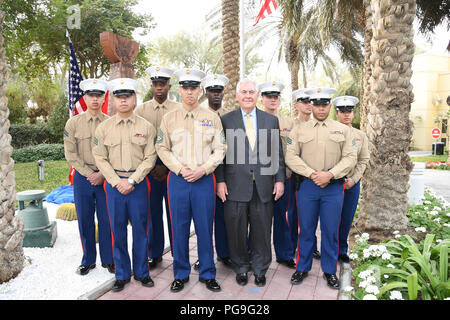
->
<box><xmin>311</xmin><ymin>99</ymin><xmax>331</xmax><ymax>106</ymax></box>
<box><xmin>113</xmin><ymin>89</ymin><xmax>135</xmax><ymax>97</ymax></box>
<box><xmin>179</xmin><ymin>81</ymin><xmax>201</xmax><ymax>87</ymax></box>
<box><xmin>151</xmin><ymin>77</ymin><xmax>171</xmax><ymax>82</ymax></box>
<box><xmin>85</xmin><ymin>90</ymin><xmax>105</xmax><ymax>95</ymax></box>
<box><xmin>336</xmin><ymin>106</ymin><xmax>355</xmax><ymax>112</ymax></box>
<box><xmin>262</xmin><ymin>91</ymin><xmax>281</xmax><ymax>97</ymax></box>
<box><xmin>296</xmin><ymin>98</ymin><xmax>310</xmax><ymax>103</ymax></box>
<box><xmin>206</xmin><ymin>85</ymin><xmax>225</xmax><ymax>91</ymax></box>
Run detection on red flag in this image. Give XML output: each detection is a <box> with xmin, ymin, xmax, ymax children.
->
<box><xmin>101</xmin><ymin>90</ymin><xmax>109</xmax><ymax>115</ymax></box>
<box><xmin>254</xmin><ymin>0</ymin><xmax>278</xmax><ymax>26</ymax></box>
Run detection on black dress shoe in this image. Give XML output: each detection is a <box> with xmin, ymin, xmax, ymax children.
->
<box><xmin>102</xmin><ymin>263</ymin><xmax>115</xmax><ymax>274</ymax></box>
<box><xmin>254</xmin><ymin>275</ymin><xmax>266</xmax><ymax>287</ymax></box>
<box><xmin>77</xmin><ymin>264</ymin><xmax>95</xmax><ymax>275</ymax></box>
<box><xmin>338</xmin><ymin>254</ymin><xmax>351</xmax><ymax>263</ymax></box>
<box><xmin>217</xmin><ymin>257</ymin><xmax>232</xmax><ymax>267</ymax></box>
<box><xmin>199</xmin><ymin>278</ymin><xmax>221</xmax><ymax>292</ymax></box>
<box><xmin>236</xmin><ymin>273</ymin><xmax>248</xmax><ymax>286</ymax></box>
<box><xmin>112</xmin><ymin>279</ymin><xmax>130</xmax><ymax>292</ymax></box>
<box><xmin>313</xmin><ymin>250</ymin><xmax>321</xmax><ymax>259</ymax></box>
<box><xmin>323</xmin><ymin>273</ymin><xmax>339</xmax><ymax>289</ymax></box>
<box><xmin>170</xmin><ymin>278</ymin><xmax>189</xmax><ymax>292</ymax></box>
<box><xmin>193</xmin><ymin>259</ymin><xmax>200</xmax><ymax>271</ymax></box>
<box><xmin>134</xmin><ymin>275</ymin><xmax>155</xmax><ymax>287</ymax></box>
<box><xmin>276</xmin><ymin>259</ymin><xmax>296</xmax><ymax>269</ymax></box>
<box><xmin>290</xmin><ymin>271</ymin><xmax>308</xmax><ymax>285</ymax></box>
<box><xmin>148</xmin><ymin>257</ymin><xmax>162</xmax><ymax>269</ymax></box>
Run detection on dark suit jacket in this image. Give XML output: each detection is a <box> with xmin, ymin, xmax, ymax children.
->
<box><xmin>215</xmin><ymin>107</ymin><xmax>285</xmax><ymax>203</ymax></box>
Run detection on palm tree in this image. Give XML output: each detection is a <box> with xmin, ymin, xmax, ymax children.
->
<box><xmin>357</xmin><ymin>0</ymin><xmax>416</xmax><ymax>234</ymax></box>
<box><xmin>221</xmin><ymin>0</ymin><xmax>240</xmax><ymax>112</ymax></box>
<box><xmin>311</xmin><ymin>0</ymin><xmax>449</xmax><ymax>236</ymax></box>
<box><xmin>0</xmin><ymin>3</ymin><xmax>25</xmax><ymax>283</ymax></box>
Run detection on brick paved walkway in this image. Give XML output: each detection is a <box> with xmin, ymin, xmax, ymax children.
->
<box><xmin>97</xmin><ymin>231</ymin><xmax>339</xmax><ymax>300</ymax></box>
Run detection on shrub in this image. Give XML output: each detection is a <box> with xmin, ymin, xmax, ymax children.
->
<box><xmin>9</xmin><ymin>123</ymin><xmax>60</xmax><ymax>148</ymax></box>
<box><xmin>348</xmin><ymin>188</ymin><xmax>450</xmax><ymax>300</ymax></box>
<box><xmin>12</xmin><ymin>144</ymin><xmax>65</xmax><ymax>163</ymax></box>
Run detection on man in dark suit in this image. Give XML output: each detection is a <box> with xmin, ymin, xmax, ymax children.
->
<box><xmin>215</xmin><ymin>79</ymin><xmax>285</xmax><ymax>287</ymax></box>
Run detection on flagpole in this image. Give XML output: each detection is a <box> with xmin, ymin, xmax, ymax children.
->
<box><xmin>239</xmin><ymin>0</ymin><xmax>245</xmax><ymax>80</ymax></box>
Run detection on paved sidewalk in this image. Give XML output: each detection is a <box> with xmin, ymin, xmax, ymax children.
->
<box><xmin>97</xmin><ymin>232</ymin><xmax>339</xmax><ymax>300</ymax></box>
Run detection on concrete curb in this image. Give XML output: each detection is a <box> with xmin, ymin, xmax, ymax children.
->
<box><xmin>338</xmin><ymin>261</ymin><xmax>353</xmax><ymax>300</ymax></box>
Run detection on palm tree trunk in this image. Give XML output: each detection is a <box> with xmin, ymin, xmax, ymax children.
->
<box><xmin>222</xmin><ymin>0</ymin><xmax>240</xmax><ymax>112</ymax></box>
<box><xmin>290</xmin><ymin>60</ymin><xmax>300</xmax><ymax>117</ymax></box>
<box><xmin>357</xmin><ymin>0</ymin><xmax>416</xmax><ymax>235</ymax></box>
<box><xmin>359</xmin><ymin>0</ymin><xmax>371</xmax><ymax>133</ymax></box>
<box><xmin>0</xmin><ymin>5</ymin><xmax>25</xmax><ymax>283</ymax></box>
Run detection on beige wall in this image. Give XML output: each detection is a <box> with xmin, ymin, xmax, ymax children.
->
<box><xmin>410</xmin><ymin>54</ymin><xmax>450</xmax><ymax>151</ymax></box>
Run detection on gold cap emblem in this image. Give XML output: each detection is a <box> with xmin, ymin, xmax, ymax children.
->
<box><xmin>317</xmin><ymin>88</ymin><xmax>322</xmax><ymax>93</ymax></box>
<box><xmin>272</xmin><ymin>81</ymin><xmax>276</xmax><ymax>86</ymax></box>
<box><xmin>186</xmin><ymin>69</ymin><xmax>191</xmax><ymax>74</ymax></box>
<box><xmin>156</xmin><ymin>67</ymin><xmax>160</xmax><ymax>71</ymax></box>
<box><xmin>214</xmin><ymin>75</ymin><xmax>218</xmax><ymax>80</ymax></box>
<box><xmin>120</xmin><ymin>79</ymin><xmax>125</xmax><ymax>85</ymax></box>
<box><xmin>93</xmin><ymin>79</ymin><xmax>97</xmax><ymax>84</ymax></box>
<box><xmin>344</xmin><ymin>97</ymin><xmax>347</xmax><ymax>101</ymax></box>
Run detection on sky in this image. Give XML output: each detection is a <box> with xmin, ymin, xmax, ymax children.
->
<box><xmin>132</xmin><ymin>0</ymin><xmax>449</xmax><ymax>103</ymax></box>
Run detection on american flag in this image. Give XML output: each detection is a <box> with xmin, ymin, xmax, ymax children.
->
<box><xmin>68</xmin><ymin>40</ymin><xmax>87</xmax><ymax>117</ymax></box>
<box><xmin>254</xmin><ymin>0</ymin><xmax>278</xmax><ymax>26</ymax></box>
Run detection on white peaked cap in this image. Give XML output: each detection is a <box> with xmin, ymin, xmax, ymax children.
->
<box><xmin>332</xmin><ymin>95</ymin><xmax>360</xmax><ymax>107</ymax></box>
<box><xmin>173</xmin><ymin>68</ymin><xmax>206</xmax><ymax>86</ymax></box>
<box><xmin>79</xmin><ymin>78</ymin><xmax>108</xmax><ymax>94</ymax></box>
<box><xmin>145</xmin><ymin>66</ymin><xmax>175</xmax><ymax>80</ymax></box>
<box><xmin>304</xmin><ymin>87</ymin><xmax>337</xmax><ymax>100</ymax></box>
<box><xmin>202</xmin><ymin>74</ymin><xmax>229</xmax><ymax>90</ymax></box>
<box><xmin>258</xmin><ymin>81</ymin><xmax>285</xmax><ymax>95</ymax></box>
<box><xmin>292</xmin><ymin>88</ymin><xmax>310</xmax><ymax>101</ymax></box>
<box><xmin>108</xmin><ymin>78</ymin><xmax>139</xmax><ymax>94</ymax></box>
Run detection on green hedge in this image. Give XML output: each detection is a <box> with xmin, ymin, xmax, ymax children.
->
<box><xmin>9</xmin><ymin>123</ymin><xmax>61</xmax><ymax>149</ymax></box>
<box><xmin>12</xmin><ymin>144</ymin><xmax>65</xmax><ymax>163</ymax></box>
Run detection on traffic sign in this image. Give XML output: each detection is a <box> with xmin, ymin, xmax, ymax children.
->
<box><xmin>431</xmin><ymin>128</ymin><xmax>441</xmax><ymax>139</ymax></box>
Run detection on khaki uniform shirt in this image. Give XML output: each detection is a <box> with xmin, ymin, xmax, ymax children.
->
<box><xmin>64</xmin><ymin>111</ymin><xmax>109</xmax><ymax>177</ymax></box>
<box><xmin>208</xmin><ymin>106</ymin><xmax>227</xmax><ymax>117</ymax></box>
<box><xmin>155</xmin><ymin>106</ymin><xmax>227</xmax><ymax>176</ymax></box>
<box><xmin>286</xmin><ymin>118</ymin><xmax>357</xmax><ymax>179</ymax></box>
<box><xmin>92</xmin><ymin>113</ymin><xmax>157</xmax><ymax>187</ymax></box>
<box><xmin>135</xmin><ymin>98</ymin><xmax>180</xmax><ymax>131</ymax></box>
<box><xmin>277</xmin><ymin>113</ymin><xmax>294</xmax><ymax>178</ymax></box>
<box><xmin>347</xmin><ymin>127</ymin><xmax>370</xmax><ymax>183</ymax></box>
<box><xmin>294</xmin><ymin>115</ymin><xmax>311</xmax><ymax>125</ymax></box>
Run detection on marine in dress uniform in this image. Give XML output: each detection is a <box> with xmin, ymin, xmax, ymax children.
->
<box><xmin>258</xmin><ymin>81</ymin><xmax>296</xmax><ymax>269</ymax></box>
<box><xmin>332</xmin><ymin>96</ymin><xmax>370</xmax><ymax>263</ymax></box>
<box><xmin>285</xmin><ymin>87</ymin><xmax>357</xmax><ymax>289</ymax></box>
<box><xmin>92</xmin><ymin>78</ymin><xmax>157</xmax><ymax>292</ymax></box>
<box><xmin>64</xmin><ymin>78</ymin><xmax>114</xmax><ymax>275</ymax></box>
<box><xmin>192</xmin><ymin>74</ymin><xmax>232</xmax><ymax>271</ymax></box>
<box><xmin>292</xmin><ymin>88</ymin><xmax>312</xmax><ymax>124</ymax></box>
<box><xmin>291</xmin><ymin>89</ymin><xmax>322</xmax><ymax>260</ymax></box>
<box><xmin>135</xmin><ymin>66</ymin><xmax>181</xmax><ymax>269</ymax></box>
<box><xmin>155</xmin><ymin>68</ymin><xmax>227</xmax><ymax>293</ymax></box>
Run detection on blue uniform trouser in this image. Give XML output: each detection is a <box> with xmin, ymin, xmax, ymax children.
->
<box><xmin>73</xmin><ymin>171</ymin><xmax>113</xmax><ymax>267</ymax></box>
<box><xmin>104</xmin><ymin>177</ymin><xmax>151</xmax><ymax>280</ymax></box>
<box><xmin>339</xmin><ymin>181</ymin><xmax>360</xmax><ymax>255</ymax></box>
<box><xmin>147</xmin><ymin>159</ymin><xmax>173</xmax><ymax>258</ymax></box>
<box><xmin>273</xmin><ymin>177</ymin><xmax>296</xmax><ymax>260</ymax></box>
<box><xmin>214</xmin><ymin>195</ymin><xmax>230</xmax><ymax>259</ymax></box>
<box><xmin>167</xmin><ymin>172</ymin><xmax>216</xmax><ymax>280</ymax></box>
<box><xmin>296</xmin><ymin>179</ymin><xmax>344</xmax><ymax>274</ymax></box>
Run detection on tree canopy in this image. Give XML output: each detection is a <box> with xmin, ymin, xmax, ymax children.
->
<box><xmin>2</xmin><ymin>0</ymin><xmax>155</xmax><ymax>80</ymax></box>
